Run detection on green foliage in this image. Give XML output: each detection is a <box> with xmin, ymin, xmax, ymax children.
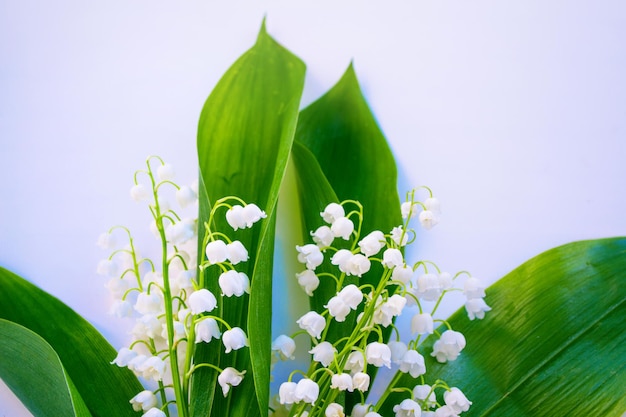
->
<box><xmin>0</xmin><ymin>267</ymin><xmax>143</xmax><ymax>417</ymax></box>
<box><xmin>192</xmin><ymin>21</ymin><xmax>306</xmax><ymax>417</ymax></box>
<box><xmin>0</xmin><ymin>319</ymin><xmax>91</xmax><ymax>417</ymax></box>
<box><xmin>379</xmin><ymin>237</ymin><xmax>626</xmax><ymax>416</ymax></box>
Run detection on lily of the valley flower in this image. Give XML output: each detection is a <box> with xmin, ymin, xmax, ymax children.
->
<box><xmin>444</xmin><ymin>387</ymin><xmax>472</xmax><ymax>413</ymax></box>
<box><xmin>218</xmin><ymin>367</ymin><xmax>246</xmax><ymax>396</ymax></box>
<box><xmin>352</xmin><ymin>372</ymin><xmax>370</xmax><ymax>392</ymax></box>
<box><xmin>218</xmin><ymin>270</ymin><xmax>250</xmax><ymax>297</ymax></box>
<box><xmin>365</xmin><ymin>342</ymin><xmax>391</xmax><ymax>368</ymax></box>
<box><xmin>309</xmin><ymin>341</ymin><xmax>337</xmax><ymax>367</ymax></box>
<box><xmin>130</xmin><ymin>390</ymin><xmax>157</xmax><ymax>412</ymax></box>
<box><xmin>143</xmin><ymin>408</ymin><xmax>166</xmax><ymax>417</ymax></box>
<box><xmin>296</xmin><ymin>269</ymin><xmax>320</xmax><ymax>296</ymax></box>
<box><xmin>330</xmin><ymin>216</ymin><xmax>354</xmax><ymax>240</ymax></box>
<box><xmin>399</xmin><ymin>350</ymin><xmax>426</xmax><ymax>378</ymax></box>
<box><xmin>296</xmin><ymin>244</ymin><xmax>324</xmax><ymax>270</ymax></box>
<box><xmin>295</xmin><ymin>378</ymin><xmax>320</xmax><ymax>404</ymax></box>
<box><xmin>222</xmin><ymin>327</ymin><xmax>249</xmax><ymax>353</ymax></box>
<box><xmin>320</xmin><ymin>203</ymin><xmax>345</xmax><ymax>224</ymax></box>
<box><xmin>413</xmin><ymin>384</ymin><xmax>437</xmax><ymax>408</ymax></box>
<box><xmin>311</xmin><ymin>225</ymin><xmax>334</xmax><ymax>248</ymax></box>
<box><xmin>226</xmin><ymin>241</ymin><xmax>248</xmax><ymax>264</ymax></box>
<box><xmin>465</xmin><ymin>297</ymin><xmax>491</xmax><ymax>320</ymax></box>
<box><xmin>382</xmin><ymin>248</ymin><xmax>404</xmax><ymax>269</ymax></box>
<box><xmin>271</xmin><ymin>335</ymin><xmax>296</xmax><ymax>361</ymax></box>
<box><xmin>176</xmin><ymin>185</ymin><xmax>197</xmax><ymax>208</ymax></box>
<box><xmin>344</xmin><ymin>350</ymin><xmax>365</xmax><ymax>374</ymax></box>
<box><xmin>205</xmin><ymin>240</ymin><xmax>228</xmax><ymax>264</ymax></box>
<box><xmin>157</xmin><ymin>163</ymin><xmax>175</xmax><ymax>181</ymax></box>
<box><xmin>330</xmin><ymin>373</ymin><xmax>354</xmax><ymax>392</ymax></box>
<box><xmin>431</xmin><ymin>330</ymin><xmax>466</xmax><ymax>363</ymax></box>
<box><xmin>325</xmin><ymin>403</ymin><xmax>345</xmax><ymax>417</ymax></box>
<box><xmin>130</xmin><ymin>183</ymin><xmax>150</xmax><ymax>202</ymax></box>
<box><xmin>358</xmin><ymin>230</ymin><xmax>386</xmax><ymax>257</ymax></box>
<box><xmin>188</xmin><ymin>289</ymin><xmax>217</xmax><ymax>315</ymax></box>
<box><xmin>411</xmin><ymin>313</ymin><xmax>434</xmax><ymax>335</ymax></box>
<box><xmin>393</xmin><ymin>398</ymin><xmax>422</xmax><ymax>417</ymax></box>
<box><xmin>194</xmin><ymin>318</ymin><xmax>221</xmax><ymax>343</ymax></box>
<box><xmin>297</xmin><ymin>311</ymin><xmax>326</xmax><ymax>339</ymax></box>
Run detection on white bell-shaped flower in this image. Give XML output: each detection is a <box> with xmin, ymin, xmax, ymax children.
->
<box><xmin>347</xmin><ymin>254</ymin><xmax>371</xmax><ymax>277</ymax></box>
<box><xmin>97</xmin><ymin>259</ymin><xmax>119</xmax><ymax>277</ymax></box>
<box><xmin>393</xmin><ymin>399</ymin><xmax>422</xmax><ymax>417</ymax></box>
<box><xmin>157</xmin><ymin>163</ymin><xmax>175</xmax><ymax>181</ymax></box>
<box><xmin>401</xmin><ymin>201</ymin><xmax>417</xmax><ymax>219</ymax></box>
<box><xmin>165</xmin><ymin>221</ymin><xmax>195</xmax><ymax>245</ymax></box>
<box><xmin>419</xmin><ymin>210</ymin><xmax>438</xmax><ymax>230</ymax></box>
<box><xmin>242</xmin><ymin>203</ymin><xmax>266</xmax><ymax>227</ymax></box>
<box><xmin>311</xmin><ymin>225</ymin><xmax>334</xmax><ymax>248</ymax></box>
<box><xmin>352</xmin><ymin>372</ymin><xmax>370</xmax><ymax>392</ymax></box>
<box><xmin>411</xmin><ymin>313</ymin><xmax>434</xmax><ymax>335</ymax></box>
<box><xmin>176</xmin><ymin>185</ymin><xmax>197</xmax><ymax>208</ymax></box>
<box><xmin>463</xmin><ymin>277</ymin><xmax>486</xmax><ymax>299</ymax></box>
<box><xmin>130</xmin><ymin>390</ymin><xmax>157</xmax><ymax>412</ymax></box>
<box><xmin>330</xmin><ymin>373</ymin><xmax>353</xmax><ymax>392</ymax></box>
<box><xmin>111</xmin><ymin>347</ymin><xmax>137</xmax><ymax>367</ymax></box>
<box><xmin>134</xmin><ymin>292</ymin><xmax>163</xmax><ymax>315</ymax></box>
<box><xmin>195</xmin><ymin>318</ymin><xmax>221</xmax><ymax>343</ymax></box>
<box><xmin>331</xmin><ymin>217</ymin><xmax>354</xmax><ymax>240</ymax></box>
<box><xmin>219</xmin><ymin>270</ymin><xmax>250</xmax><ymax>297</ymax></box>
<box><xmin>222</xmin><ymin>327</ymin><xmax>249</xmax><ymax>353</ymax></box>
<box><xmin>218</xmin><ymin>367</ymin><xmax>246</xmax><ymax>396</ymax></box>
<box><xmin>271</xmin><ymin>335</ymin><xmax>296</xmax><ymax>361</ymax></box>
<box><xmin>143</xmin><ymin>408</ymin><xmax>166</xmax><ymax>417</ymax></box>
<box><xmin>392</xmin><ymin>265</ymin><xmax>413</xmax><ymax>285</ymax></box>
<box><xmin>388</xmin><ymin>340</ymin><xmax>408</xmax><ymax>365</ymax></box>
<box><xmin>416</xmin><ymin>273</ymin><xmax>442</xmax><ymax>301</ymax></box>
<box><xmin>444</xmin><ymin>387</ymin><xmax>472</xmax><ymax>413</ymax></box>
<box><xmin>330</xmin><ymin>249</ymin><xmax>353</xmax><ymax>273</ymax></box>
<box><xmin>425</xmin><ymin>197</ymin><xmax>441</xmax><ymax>215</ymax></box>
<box><xmin>390</xmin><ymin>226</ymin><xmax>409</xmax><ymax>247</ymax></box>
<box><xmin>139</xmin><ymin>356</ymin><xmax>166</xmax><ymax>381</ymax></box>
<box><xmin>320</xmin><ymin>203</ymin><xmax>345</xmax><ymax>224</ymax></box>
<box><xmin>130</xmin><ymin>183</ymin><xmax>150</xmax><ymax>202</ymax></box>
<box><xmin>309</xmin><ymin>341</ymin><xmax>337</xmax><ymax>367</ymax></box>
<box><xmin>382</xmin><ymin>248</ymin><xmax>404</xmax><ymax>269</ymax></box>
<box><xmin>296</xmin><ymin>270</ymin><xmax>319</xmax><ymax>296</ymax></box>
<box><xmin>296</xmin><ymin>311</ymin><xmax>326</xmax><ymax>339</ymax></box>
<box><xmin>365</xmin><ymin>342</ymin><xmax>391</xmax><ymax>368</ymax></box>
<box><xmin>109</xmin><ymin>299</ymin><xmax>133</xmax><ymax>318</ymax></box>
<box><xmin>296</xmin><ymin>244</ymin><xmax>324</xmax><ymax>270</ymax></box>
<box><xmin>226</xmin><ymin>205</ymin><xmax>247</xmax><ymax>230</ymax></box>
<box><xmin>438</xmin><ymin>272</ymin><xmax>453</xmax><ymax>290</ymax></box>
<box><xmin>358</xmin><ymin>230</ymin><xmax>386</xmax><ymax>256</ymax></box>
<box><xmin>352</xmin><ymin>404</ymin><xmax>372</xmax><ymax>417</ymax></box>
<box><xmin>465</xmin><ymin>297</ymin><xmax>491</xmax><ymax>320</ymax></box>
<box><xmin>226</xmin><ymin>241</ymin><xmax>248</xmax><ymax>264</ymax></box>
<box><xmin>188</xmin><ymin>289</ymin><xmax>217</xmax><ymax>315</ymax></box>
<box><xmin>279</xmin><ymin>381</ymin><xmax>298</xmax><ymax>404</ymax></box>
<box><xmin>96</xmin><ymin>232</ymin><xmax>116</xmax><ymax>250</ymax></box>
<box><xmin>399</xmin><ymin>350</ymin><xmax>426</xmax><ymax>378</ymax></box>
<box><xmin>413</xmin><ymin>384</ymin><xmax>437</xmax><ymax>408</ymax></box>
<box><xmin>295</xmin><ymin>378</ymin><xmax>319</xmax><ymax>404</ymax></box>
<box><xmin>431</xmin><ymin>330</ymin><xmax>466</xmax><ymax>363</ymax></box>
<box><xmin>344</xmin><ymin>350</ymin><xmax>365</xmax><ymax>374</ymax></box>
<box><xmin>325</xmin><ymin>402</ymin><xmax>345</xmax><ymax>417</ymax></box>
<box><xmin>205</xmin><ymin>240</ymin><xmax>228</xmax><ymax>264</ymax></box>
<box><xmin>338</xmin><ymin>284</ymin><xmax>363</xmax><ymax>309</ymax></box>
<box><xmin>326</xmin><ymin>295</ymin><xmax>351</xmax><ymax>322</ymax></box>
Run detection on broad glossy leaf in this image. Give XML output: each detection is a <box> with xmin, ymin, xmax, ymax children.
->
<box><xmin>0</xmin><ymin>319</ymin><xmax>91</xmax><ymax>417</ymax></box>
<box><xmin>379</xmin><ymin>237</ymin><xmax>626</xmax><ymax>416</ymax></box>
<box><xmin>192</xmin><ymin>21</ymin><xmax>305</xmax><ymax>417</ymax></box>
<box><xmin>0</xmin><ymin>267</ymin><xmax>143</xmax><ymax>417</ymax></box>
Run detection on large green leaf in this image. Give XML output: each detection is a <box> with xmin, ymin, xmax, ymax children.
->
<box><xmin>379</xmin><ymin>237</ymin><xmax>626</xmax><ymax>416</ymax></box>
<box><xmin>192</xmin><ymin>21</ymin><xmax>305</xmax><ymax>417</ymax></box>
<box><xmin>0</xmin><ymin>267</ymin><xmax>143</xmax><ymax>417</ymax></box>
<box><xmin>0</xmin><ymin>319</ymin><xmax>91</xmax><ymax>417</ymax></box>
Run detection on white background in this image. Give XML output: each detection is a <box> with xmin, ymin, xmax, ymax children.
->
<box><xmin>1</xmin><ymin>1</ymin><xmax>625</xmax><ymax>415</ymax></box>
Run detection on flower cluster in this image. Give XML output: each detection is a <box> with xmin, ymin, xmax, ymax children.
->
<box><xmin>272</xmin><ymin>188</ymin><xmax>490</xmax><ymax>417</ymax></box>
<box><xmin>98</xmin><ymin>156</ymin><xmax>266</xmax><ymax>417</ymax></box>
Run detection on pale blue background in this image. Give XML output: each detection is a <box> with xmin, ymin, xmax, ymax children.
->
<box><xmin>2</xmin><ymin>1</ymin><xmax>626</xmax><ymax>414</ymax></box>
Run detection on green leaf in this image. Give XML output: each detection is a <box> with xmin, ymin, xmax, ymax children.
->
<box><xmin>192</xmin><ymin>20</ymin><xmax>305</xmax><ymax>417</ymax></box>
<box><xmin>379</xmin><ymin>237</ymin><xmax>626</xmax><ymax>416</ymax></box>
<box><xmin>0</xmin><ymin>319</ymin><xmax>91</xmax><ymax>417</ymax></box>
<box><xmin>0</xmin><ymin>267</ymin><xmax>143</xmax><ymax>417</ymax></box>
